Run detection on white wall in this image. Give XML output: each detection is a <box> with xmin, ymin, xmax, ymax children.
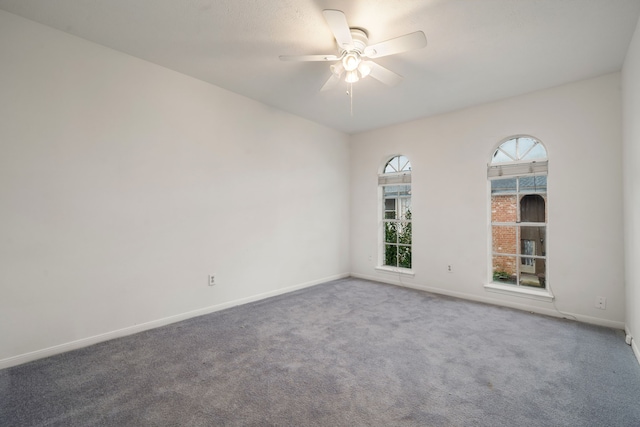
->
<box><xmin>0</xmin><ymin>10</ymin><xmax>350</xmax><ymax>367</ymax></box>
<box><xmin>622</xmin><ymin>15</ymin><xmax>640</xmax><ymax>362</ymax></box>
<box><xmin>350</xmin><ymin>73</ymin><xmax>625</xmax><ymax>327</ymax></box>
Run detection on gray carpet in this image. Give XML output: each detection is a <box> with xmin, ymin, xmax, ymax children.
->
<box><xmin>1</xmin><ymin>277</ymin><xmax>640</xmax><ymax>426</ymax></box>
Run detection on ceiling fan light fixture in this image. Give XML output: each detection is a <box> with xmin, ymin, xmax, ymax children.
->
<box><xmin>345</xmin><ymin>70</ymin><xmax>360</xmax><ymax>83</ymax></box>
<box><xmin>342</xmin><ymin>52</ymin><xmax>360</xmax><ymax>71</ymax></box>
<box><xmin>358</xmin><ymin>61</ymin><xmax>372</xmax><ymax>78</ymax></box>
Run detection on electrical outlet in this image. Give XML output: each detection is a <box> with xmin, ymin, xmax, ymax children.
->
<box><xmin>595</xmin><ymin>296</ymin><xmax>606</xmax><ymax>310</ymax></box>
<box><xmin>447</xmin><ymin>264</ymin><xmax>453</xmax><ymax>273</ymax></box>
<box><xmin>208</xmin><ymin>275</ymin><xmax>215</xmax><ymax>286</ymax></box>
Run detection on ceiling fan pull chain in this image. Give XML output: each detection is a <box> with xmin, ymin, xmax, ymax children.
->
<box><xmin>350</xmin><ymin>82</ymin><xmax>354</xmax><ymax>117</ymax></box>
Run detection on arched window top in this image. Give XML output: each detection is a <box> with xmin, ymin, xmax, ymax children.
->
<box><xmin>491</xmin><ymin>136</ymin><xmax>547</xmax><ymax>164</ymax></box>
<box><xmin>379</xmin><ymin>155</ymin><xmax>411</xmax><ymax>186</ymax></box>
<box><xmin>384</xmin><ymin>155</ymin><xmax>411</xmax><ymax>174</ymax></box>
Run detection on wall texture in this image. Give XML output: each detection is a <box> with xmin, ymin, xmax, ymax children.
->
<box><xmin>622</xmin><ymin>15</ymin><xmax>640</xmax><ymax>362</ymax></box>
<box><xmin>0</xmin><ymin>11</ymin><xmax>350</xmax><ymax>367</ymax></box>
<box><xmin>350</xmin><ymin>73</ymin><xmax>625</xmax><ymax>328</ymax></box>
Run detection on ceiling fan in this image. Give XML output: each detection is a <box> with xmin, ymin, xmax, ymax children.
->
<box><xmin>279</xmin><ymin>9</ymin><xmax>427</xmax><ymax>91</ymax></box>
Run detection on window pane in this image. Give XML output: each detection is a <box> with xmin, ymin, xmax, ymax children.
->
<box><xmin>492</xmin><ymin>225</ymin><xmax>517</xmax><ymax>254</ymax></box>
<box><xmin>384</xmin><ymin>198</ymin><xmax>396</xmax><ymax>219</ymax></box>
<box><xmin>520</xmin><ymin>195</ymin><xmax>546</xmax><ymax>223</ymax></box>
<box><xmin>384</xmin><ymin>158</ymin><xmax>398</xmax><ymax>173</ymax></box>
<box><xmin>399</xmin><ymin>198</ymin><xmax>411</xmax><ymax>220</ymax></box>
<box><xmin>397</xmin><ymin>156</ymin><xmax>411</xmax><ymax>172</ymax></box>
<box><xmin>383</xmin><ymin>185</ymin><xmax>410</xmax><ymax>197</ymax></box>
<box><xmin>383</xmin><ymin>185</ymin><xmax>398</xmax><ymax>196</ymax></box>
<box><xmin>384</xmin><ymin>244</ymin><xmax>398</xmax><ymax>267</ymax></box>
<box><xmin>518</xmin><ymin>138</ymin><xmax>536</xmax><ymax>158</ymax></box>
<box><xmin>491</xmin><ymin>149</ymin><xmax>513</xmax><ymax>163</ymax></box>
<box><xmin>520</xmin><ymin>259</ymin><xmax>546</xmax><ymax>289</ymax></box>
<box><xmin>491</xmin><ymin>194</ymin><xmax>517</xmax><ymax>223</ymax></box>
<box><xmin>398</xmin><ymin>221</ymin><xmax>412</xmax><ymax>245</ymax></box>
<box><xmin>492</xmin><ymin>256</ymin><xmax>517</xmax><ymax>284</ymax></box>
<box><xmin>521</xmin><ymin>142</ymin><xmax>547</xmax><ymax>160</ymax></box>
<box><xmin>398</xmin><ymin>185</ymin><xmax>410</xmax><ymax>197</ymax></box>
<box><xmin>520</xmin><ymin>175</ymin><xmax>547</xmax><ymax>193</ymax></box>
<box><xmin>398</xmin><ymin>245</ymin><xmax>412</xmax><ymax>268</ymax></box>
<box><xmin>384</xmin><ymin>222</ymin><xmax>398</xmax><ymax>243</ymax></box>
<box><xmin>500</xmin><ymin>139</ymin><xmax>517</xmax><ymax>159</ymax></box>
<box><xmin>520</xmin><ymin>226</ymin><xmax>545</xmax><ymax>255</ymax></box>
<box><xmin>491</xmin><ymin>178</ymin><xmax>517</xmax><ymax>194</ymax></box>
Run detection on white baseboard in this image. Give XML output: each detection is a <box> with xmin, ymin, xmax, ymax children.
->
<box><xmin>0</xmin><ymin>272</ymin><xmax>350</xmax><ymax>370</ymax></box>
<box><xmin>633</xmin><ymin>339</ymin><xmax>640</xmax><ymax>366</ymax></box>
<box><xmin>625</xmin><ymin>325</ymin><xmax>640</xmax><ymax>366</ymax></box>
<box><xmin>350</xmin><ymin>272</ymin><xmax>626</xmax><ymax>330</ymax></box>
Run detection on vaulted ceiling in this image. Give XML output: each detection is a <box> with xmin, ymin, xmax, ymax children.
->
<box><xmin>1</xmin><ymin>0</ymin><xmax>639</xmax><ymax>134</ymax></box>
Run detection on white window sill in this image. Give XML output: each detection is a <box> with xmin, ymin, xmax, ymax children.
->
<box><xmin>484</xmin><ymin>282</ymin><xmax>554</xmax><ymax>302</ymax></box>
<box><xmin>375</xmin><ymin>266</ymin><xmax>415</xmax><ymax>277</ymax></box>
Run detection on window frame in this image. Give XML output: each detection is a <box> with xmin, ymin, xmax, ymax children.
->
<box><xmin>485</xmin><ymin>136</ymin><xmax>554</xmax><ymax>301</ymax></box>
<box><xmin>377</xmin><ymin>155</ymin><xmax>413</xmax><ymax>275</ymax></box>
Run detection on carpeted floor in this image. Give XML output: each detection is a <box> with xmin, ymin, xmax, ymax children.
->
<box><xmin>1</xmin><ymin>277</ymin><xmax>639</xmax><ymax>426</ymax></box>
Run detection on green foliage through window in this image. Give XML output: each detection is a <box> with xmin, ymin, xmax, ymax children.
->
<box><xmin>384</xmin><ymin>209</ymin><xmax>412</xmax><ymax>268</ymax></box>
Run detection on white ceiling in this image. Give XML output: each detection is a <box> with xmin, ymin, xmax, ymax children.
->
<box><xmin>1</xmin><ymin>0</ymin><xmax>639</xmax><ymax>134</ymax></box>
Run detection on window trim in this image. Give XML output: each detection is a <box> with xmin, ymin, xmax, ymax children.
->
<box><xmin>487</xmin><ymin>136</ymin><xmax>550</xmax><ymax>298</ymax></box>
<box><xmin>379</xmin><ymin>155</ymin><xmax>412</xmax><ymax>271</ymax></box>
<box><xmin>375</xmin><ymin>266</ymin><xmax>416</xmax><ymax>277</ymax></box>
<box><xmin>484</xmin><ymin>282</ymin><xmax>554</xmax><ymax>302</ymax></box>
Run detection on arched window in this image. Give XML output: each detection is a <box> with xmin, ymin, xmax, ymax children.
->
<box><xmin>379</xmin><ymin>155</ymin><xmax>412</xmax><ymax>269</ymax></box>
<box><xmin>489</xmin><ymin>136</ymin><xmax>547</xmax><ymax>289</ymax></box>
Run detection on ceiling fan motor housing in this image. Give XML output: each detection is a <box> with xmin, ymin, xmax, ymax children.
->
<box><xmin>342</xmin><ymin>28</ymin><xmax>369</xmax><ymax>55</ymax></box>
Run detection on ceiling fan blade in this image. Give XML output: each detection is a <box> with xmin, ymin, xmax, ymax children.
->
<box><xmin>320</xmin><ymin>74</ymin><xmax>342</xmax><ymax>92</ymax></box>
<box><xmin>368</xmin><ymin>62</ymin><xmax>403</xmax><ymax>86</ymax></box>
<box><xmin>364</xmin><ymin>31</ymin><xmax>427</xmax><ymax>58</ymax></box>
<box><xmin>279</xmin><ymin>54</ymin><xmax>339</xmax><ymax>62</ymax></box>
<box><xmin>323</xmin><ymin>10</ymin><xmax>353</xmax><ymax>50</ymax></box>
